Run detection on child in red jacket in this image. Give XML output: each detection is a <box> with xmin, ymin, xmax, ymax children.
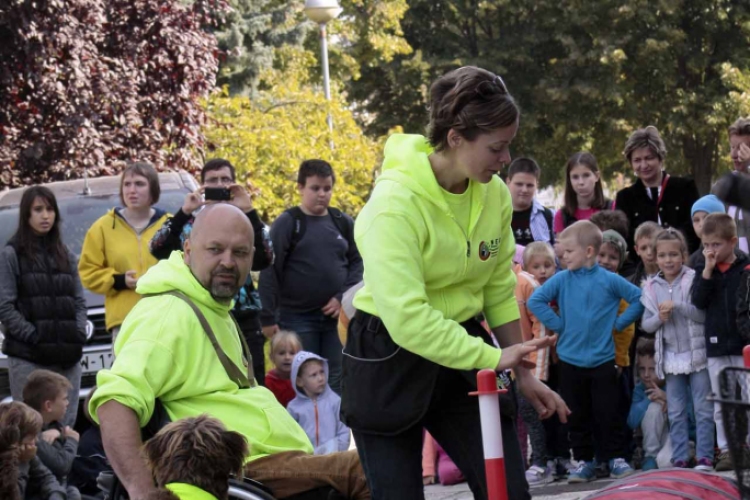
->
<box><xmin>265</xmin><ymin>331</ymin><xmax>302</xmax><ymax>407</ymax></box>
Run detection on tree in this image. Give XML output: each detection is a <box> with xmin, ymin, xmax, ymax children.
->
<box><xmin>0</xmin><ymin>0</ymin><xmax>228</xmax><ymax>189</ymax></box>
<box><xmin>215</xmin><ymin>0</ymin><xmax>307</xmax><ymax>96</ymax></box>
<box><xmin>204</xmin><ymin>47</ymin><xmax>381</xmax><ymax>220</ymax></box>
<box><xmin>346</xmin><ymin>0</ymin><xmax>750</xmax><ymax>193</ymax></box>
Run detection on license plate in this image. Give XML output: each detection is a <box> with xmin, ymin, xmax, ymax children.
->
<box><xmin>79</xmin><ymin>352</ymin><xmax>114</xmax><ymax>374</ymax></box>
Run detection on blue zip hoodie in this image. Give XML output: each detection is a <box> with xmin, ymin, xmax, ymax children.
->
<box><xmin>287</xmin><ymin>351</ymin><xmax>350</xmax><ymax>455</ymax></box>
<box><xmin>528</xmin><ymin>264</ymin><xmax>644</xmax><ymax>368</ymax></box>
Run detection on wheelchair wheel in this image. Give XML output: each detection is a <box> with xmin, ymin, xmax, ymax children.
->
<box><xmin>228</xmin><ymin>479</ymin><xmax>276</xmax><ymax>500</ymax></box>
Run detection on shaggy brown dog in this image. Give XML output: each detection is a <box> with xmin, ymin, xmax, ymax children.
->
<box><xmin>0</xmin><ymin>402</ymin><xmax>43</xmax><ymax>500</ymax></box>
<box><xmin>143</xmin><ymin>415</ymin><xmax>249</xmax><ymax>500</ymax></box>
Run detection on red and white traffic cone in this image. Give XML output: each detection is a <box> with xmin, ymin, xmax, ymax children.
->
<box><xmin>470</xmin><ymin>368</ymin><xmax>509</xmax><ymax>500</ymax></box>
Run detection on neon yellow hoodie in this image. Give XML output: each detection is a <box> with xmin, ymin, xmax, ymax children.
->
<box><xmin>89</xmin><ymin>251</ymin><xmax>313</xmax><ymax>461</ymax></box>
<box><xmin>353</xmin><ymin>134</ymin><xmax>519</xmax><ymax>371</ymax></box>
<box><xmin>78</xmin><ymin>208</ymin><xmax>169</xmax><ymax>330</ymax></box>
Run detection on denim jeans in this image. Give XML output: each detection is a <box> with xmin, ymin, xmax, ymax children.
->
<box><xmin>665</xmin><ymin>369</ymin><xmax>715</xmax><ymax>462</ymax></box>
<box><xmin>352</xmin><ymin>367</ymin><xmax>529</xmax><ymax>500</ymax></box>
<box><xmin>280</xmin><ymin>309</ymin><xmax>341</xmax><ymax>393</ymax></box>
<box><xmin>8</xmin><ymin>355</ymin><xmax>82</xmax><ymax>427</ymax></box>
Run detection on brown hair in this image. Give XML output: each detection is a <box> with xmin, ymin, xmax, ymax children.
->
<box><xmin>270</xmin><ymin>330</ymin><xmax>303</xmax><ymax>357</ymax></box>
<box><xmin>120</xmin><ymin>161</ymin><xmax>160</xmax><ymax>206</ymax></box>
<box><xmin>508</xmin><ymin>157</ymin><xmax>541</xmax><ymax>181</ymax></box>
<box><xmin>559</xmin><ymin>220</ymin><xmax>603</xmax><ymax>253</ymax></box>
<box><xmin>142</xmin><ymin>415</ymin><xmax>248</xmax><ymax>500</ymax></box>
<box><xmin>522</xmin><ymin>241</ymin><xmax>556</xmax><ymax>269</ymax></box>
<box><xmin>728</xmin><ymin>117</ymin><xmax>750</xmax><ymax>138</ymax></box>
<box><xmin>702</xmin><ymin>213</ymin><xmax>737</xmax><ymax>241</ymax></box>
<box><xmin>633</xmin><ymin>221</ymin><xmax>662</xmax><ymax>244</ymax></box>
<box><xmin>652</xmin><ymin>227</ymin><xmax>689</xmax><ymax>261</ymax></box>
<box><xmin>0</xmin><ymin>402</ymin><xmax>43</xmax><ymax>500</ymax></box>
<box><xmin>563</xmin><ymin>152</ymin><xmax>606</xmax><ymax>216</ymax></box>
<box><xmin>298</xmin><ymin>358</ymin><xmax>325</xmax><ymax>379</ymax></box>
<box><xmin>636</xmin><ymin>337</ymin><xmax>656</xmax><ymax>358</ymax></box>
<box><xmin>622</xmin><ymin>126</ymin><xmax>667</xmax><ymax>164</ymax></box>
<box><xmin>590</xmin><ymin>210</ymin><xmax>630</xmax><ymax>240</ymax></box>
<box><xmin>427</xmin><ymin>66</ymin><xmax>519</xmax><ymax>152</ymax></box>
<box><xmin>22</xmin><ymin>369</ymin><xmax>72</xmax><ymax>413</ymax></box>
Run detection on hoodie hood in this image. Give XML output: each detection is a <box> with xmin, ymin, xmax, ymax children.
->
<box><xmin>290</xmin><ymin>351</ymin><xmax>329</xmax><ymax>399</ymax></box>
<box><xmin>378</xmin><ymin>134</ymin><xmax>487</xmax><ymax>222</ymax></box>
<box><xmin>110</xmin><ymin>207</ymin><xmax>167</xmax><ymax>231</ymax></box>
<box><xmin>135</xmin><ymin>251</ymin><xmax>234</xmax><ymax>315</ymax></box>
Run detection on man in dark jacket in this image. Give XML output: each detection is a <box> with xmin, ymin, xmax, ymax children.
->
<box><xmin>691</xmin><ymin>213</ymin><xmax>749</xmax><ymax>471</ymax></box>
<box><xmin>615</xmin><ymin>126</ymin><xmax>700</xmax><ymax>264</ymax></box>
<box><xmin>149</xmin><ymin>158</ymin><xmax>273</xmax><ymax>384</ymax></box>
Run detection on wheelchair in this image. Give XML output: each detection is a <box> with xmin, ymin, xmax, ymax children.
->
<box><xmin>96</xmin><ymin>401</ymin><xmax>346</xmax><ymax>500</ymax></box>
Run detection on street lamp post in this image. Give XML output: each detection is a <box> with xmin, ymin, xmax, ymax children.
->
<box><xmin>304</xmin><ymin>0</ymin><xmax>341</xmax><ymax>148</ymax></box>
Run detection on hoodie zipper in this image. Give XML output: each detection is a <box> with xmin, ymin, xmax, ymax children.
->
<box><xmin>314</xmin><ymin>400</ymin><xmax>319</xmax><ymax>447</ymax></box>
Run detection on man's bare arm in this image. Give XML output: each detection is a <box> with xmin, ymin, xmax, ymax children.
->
<box><xmin>97</xmin><ymin>400</ymin><xmax>155</xmax><ymax>499</ymax></box>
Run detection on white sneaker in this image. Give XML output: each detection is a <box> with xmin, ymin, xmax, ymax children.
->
<box><xmin>525</xmin><ymin>464</ymin><xmax>554</xmax><ymax>487</ymax></box>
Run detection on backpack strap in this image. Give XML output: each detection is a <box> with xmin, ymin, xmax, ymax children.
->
<box><xmin>542</xmin><ymin>207</ymin><xmax>555</xmax><ymax>245</ymax></box>
<box><xmin>145</xmin><ymin>291</ymin><xmax>256</xmax><ymax>389</ymax></box>
<box><xmin>285</xmin><ymin>206</ymin><xmax>306</xmax><ymax>258</ymax></box>
<box><xmin>328</xmin><ymin>207</ymin><xmax>357</xmax><ymax>257</ymax></box>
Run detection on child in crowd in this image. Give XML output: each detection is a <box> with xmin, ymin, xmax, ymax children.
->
<box><xmin>68</xmin><ymin>389</ymin><xmax>111</xmax><ymax>497</ymax></box>
<box><xmin>515</xmin><ymin>242</ymin><xmax>557</xmax><ymax>486</ymax></box>
<box><xmin>265</xmin><ymin>331</ymin><xmax>303</xmax><ymax>408</ymax></box>
<box><xmin>288</xmin><ymin>352</ymin><xmax>350</xmax><ymax>455</ymax></box>
<box><xmin>688</xmin><ymin>195</ymin><xmax>726</xmax><ymax>269</ymax></box>
<box><xmin>22</xmin><ymin>370</ymin><xmax>80</xmax><ymax>500</ymax></box>
<box><xmin>627</xmin><ymin>339</ymin><xmax>672</xmax><ymax>470</ymax></box>
<box><xmin>590</xmin><ymin>210</ymin><xmax>633</xmax><ymax>276</ymax></box>
<box><xmin>641</xmin><ymin>229</ymin><xmax>714</xmax><ymax>470</ymax></box>
<box><xmin>553</xmin><ymin>152</ymin><xmax>613</xmax><ymax>235</ymax></box>
<box><xmin>12</xmin><ymin>401</ymin><xmax>66</xmax><ymax>500</ymax></box>
<box><xmin>142</xmin><ymin>415</ymin><xmax>248</xmax><ymax>500</ymax></box>
<box><xmin>692</xmin><ymin>213</ymin><xmax>750</xmax><ymax>471</ymax></box>
<box><xmin>629</xmin><ymin>221</ymin><xmax>662</xmax><ymax>287</ymax></box>
<box><xmin>529</xmin><ymin>220</ymin><xmax>644</xmax><ymax>483</ymax></box>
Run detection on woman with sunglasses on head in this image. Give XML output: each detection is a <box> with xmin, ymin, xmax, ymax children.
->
<box><xmin>0</xmin><ymin>187</ymin><xmax>87</xmax><ymax>427</ymax></box>
<box><xmin>340</xmin><ymin>66</ymin><xmax>569</xmax><ymax>500</ymax></box>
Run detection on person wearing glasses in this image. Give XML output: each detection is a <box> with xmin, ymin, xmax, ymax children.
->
<box><xmin>340</xmin><ymin>66</ymin><xmax>569</xmax><ymax>500</ymax></box>
<box><xmin>149</xmin><ymin>158</ymin><xmax>274</xmax><ymax>384</ymax></box>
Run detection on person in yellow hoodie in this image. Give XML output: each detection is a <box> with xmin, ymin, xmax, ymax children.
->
<box><xmin>340</xmin><ymin>66</ymin><xmax>569</xmax><ymax>500</ymax></box>
<box><xmin>90</xmin><ymin>204</ymin><xmax>369</xmax><ymax>500</ymax></box>
<box><xmin>78</xmin><ymin>162</ymin><xmax>170</xmax><ymax>342</ymax></box>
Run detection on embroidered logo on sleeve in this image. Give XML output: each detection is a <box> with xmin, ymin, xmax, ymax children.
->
<box><xmin>478</xmin><ymin>238</ymin><xmax>500</xmax><ymax>261</ymax></box>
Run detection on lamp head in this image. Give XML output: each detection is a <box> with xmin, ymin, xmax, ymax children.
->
<box><xmin>304</xmin><ymin>0</ymin><xmax>342</xmax><ymax>24</ymax></box>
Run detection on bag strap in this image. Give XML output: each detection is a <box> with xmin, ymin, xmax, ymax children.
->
<box><xmin>542</xmin><ymin>207</ymin><xmax>555</xmax><ymax>245</ymax></box>
<box><xmin>146</xmin><ymin>290</ymin><xmax>256</xmax><ymax>389</ymax></box>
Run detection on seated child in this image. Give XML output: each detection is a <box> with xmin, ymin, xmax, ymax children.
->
<box><xmin>627</xmin><ymin>339</ymin><xmax>671</xmax><ymax>470</ymax></box>
<box><xmin>265</xmin><ymin>331</ymin><xmax>302</xmax><ymax>407</ymax></box>
<box><xmin>515</xmin><ymin>242</ymin><xmax>557</xmax><ymax>486</ymax></box>
<box><xmin>422</xmin><ymin>432</ymin><xmax>465</xmax><ymax>486</ymax></box>
<box><xmin>68</xmin><ymin>389</ymin><xmax>112</xmax><ymax>497</ymax></box>
<box><xmin>142</xmin><ymin>415</ymin><xmax>248</xmax><ymax>500</ymax></box>
<box><xmin>288</xmin><ymin>352</ymin><xmax>350</xmax><ymax>455</ymax></box>
<box><xmin>7</xmin><ymin>401</ymin><xmax>66</xmax><ymax>500</ymax></box>
<box><xmin>22</xmin><ymin>370</ymin><xmax>80</xmax><ymax>500</ymax></box>
<box><xmin>688</xmin><ymin>194</ymin><xmax>726</xmax><ymax>269</ymax></box>
<box><xmin>641</xmin><ymin>228</ymin><xmax>713</xmax><ymax>470</ymax></box>
<box><xmin>528</xmin><ymin>220</ymin><xmax>644</xmax><ymax>483</ymax></box>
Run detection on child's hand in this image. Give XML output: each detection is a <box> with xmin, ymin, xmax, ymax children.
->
<box><xmin>64</xmin><ymin>426</ymin><xmax>80</xmax><ymax>442</ymax></box>
<box><xmin>18</xmin><ymin>441</ymin><xmax>37</xmax><ymax>463</ymax></box>
<box><xmin>321</xmin><ymin>297</ymin><xmax>341</xmax><ymax>318</ymax></box>
<box><xmin>658</xmin><ymin>300</ymin><xmax>674</xmax><ymax>321</ymax></box>
<box><xmin>703</xmin><ymin>249</ymin><xmax>717</xmax><ymax>276</ymax></box>
<box><xmin>40</xmin><ymin>429</ymin><xmax>61</xmax><ymax>444</ymax></box>
<box><xmin>423</xmin><ymin>475</ymin><xmax>435</xmax><ymax>485</ymax></box>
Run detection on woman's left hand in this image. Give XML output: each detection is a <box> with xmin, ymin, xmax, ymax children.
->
<box><xmin>515</xmin><ymin>369</ymin><xmax>570</xmax><ymax>423</ymax></box>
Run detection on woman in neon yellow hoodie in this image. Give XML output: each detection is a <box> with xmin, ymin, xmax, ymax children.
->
<box><xmin>340</xmin><ymin>67</ymin><xmax>569</xmax><ymax>500</ymax></box>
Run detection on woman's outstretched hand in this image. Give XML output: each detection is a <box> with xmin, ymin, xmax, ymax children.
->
<box><xmin>494</xmin><ymin>336</ymin><xmax>556</xmax><ymax>372</ymax></box>
<box><xmin>516</xmin><ymin>371</ymin><xmax>571</xmax><ymax>423</ymax></box>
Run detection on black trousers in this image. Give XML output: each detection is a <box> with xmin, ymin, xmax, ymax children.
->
<box><xmin>559</xmin><ymin>359</ymin><xmax>628</xmax><ymax>462</ymax></box>
<box><xmin>543</xmin><ymin>363</ymin><xmax>570</xmax><ymax>459</ymax></box>
<box><xmin>352</xmin><ymin>366</ymin><xmax>529</xmax><ymax>500</ymax></box>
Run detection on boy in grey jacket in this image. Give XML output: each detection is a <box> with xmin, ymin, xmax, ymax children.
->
<box><xmin>287</xmin><ymin>352</ymin><xmax>350</xmax><ymax>455</ymax></box>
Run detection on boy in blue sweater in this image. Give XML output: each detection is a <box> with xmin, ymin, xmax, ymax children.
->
<box><xmin>529</xmin><ymin>220</ymin><xmax>644</xmax><ymax>483</ymax></box>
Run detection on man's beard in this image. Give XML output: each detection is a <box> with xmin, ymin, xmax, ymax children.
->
<box><xmin>208</xmin><ymin>267</ymin><xmax>240</xmax><ymax>299</ymax></box>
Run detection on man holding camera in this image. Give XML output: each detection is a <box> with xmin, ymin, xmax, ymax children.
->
<box><xmin>149</xmin><ymin>158</ymin><xmax>274</xmax><ymax>384</ymax></box>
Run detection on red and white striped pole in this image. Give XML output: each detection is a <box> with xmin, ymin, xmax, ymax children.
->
<box><xmin>470</xmin><ymin>368</ymin><xmax>509</xmax><ymax>500</ymax></box>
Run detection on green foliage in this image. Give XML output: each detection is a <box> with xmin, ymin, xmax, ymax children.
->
<box><xmin>346</xmin><ymin>0</ymin><xmax>750</xmax><ymax>193</ymax></box>
<box><xmin>204</xmin><ymin>49</ymin><xmax>381</xmax><ymax>220</ymax></box>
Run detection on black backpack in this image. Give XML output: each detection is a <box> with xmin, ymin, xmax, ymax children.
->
<box><xmin>284</xmin><ymin>206</ymin><xmax>356</xmax><ymax>257</ymax></box>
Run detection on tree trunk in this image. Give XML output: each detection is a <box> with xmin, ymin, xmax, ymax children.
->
<box><xmin>682</xmin><ymin>132</ymin><xmax>720</xmax><ymax>195</ymax></box>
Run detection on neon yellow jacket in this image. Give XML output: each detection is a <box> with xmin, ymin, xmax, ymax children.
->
<box><xmin>352</xmin><ymin>134</ymin><xmax>519</xmax><ymax>371</ymax></box>
<box><xmin>89</xmin><ymin>251</ymin><xmax>313</xmax><ymax>461</ymax></box>
<box><xmin>165</xmin><ymin>483</ymin><xmax>217</xmax><ymax>500</ymax></box>
<box><xmin>78</xmin><ymin>208</ymin><xmax>169</xmax><ymax>330</ymax></box>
